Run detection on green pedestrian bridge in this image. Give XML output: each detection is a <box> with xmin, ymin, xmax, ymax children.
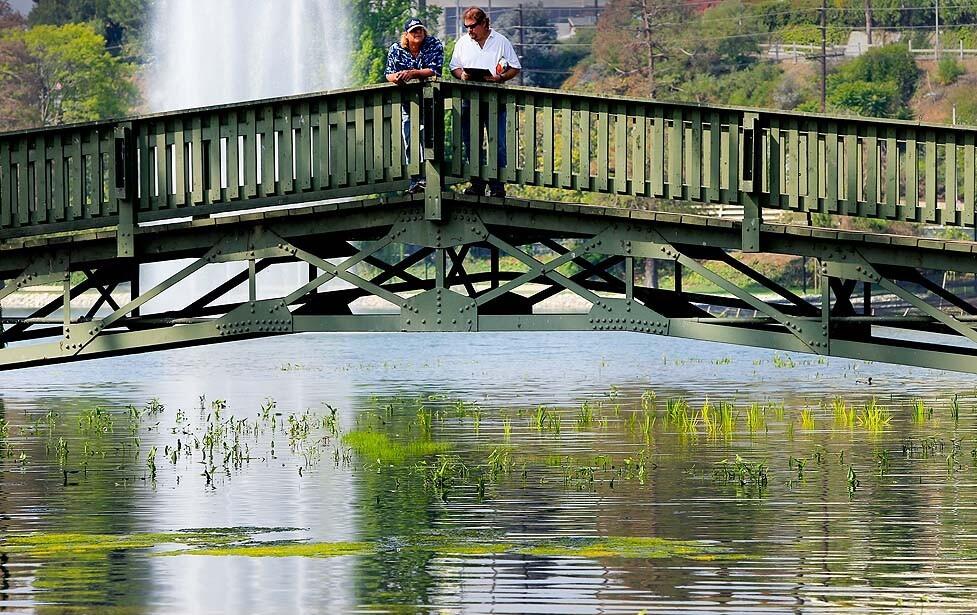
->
<box><xmin>2</xmin><ymin>81</ymin><xmax>977</xmax><ymax>372</ymax></box>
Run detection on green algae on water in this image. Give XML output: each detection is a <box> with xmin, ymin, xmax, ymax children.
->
<box><xmin>342</xmin><ymin>430</ymin><xmax>449</xmax><ymax>463</ymax></box>
<box><xmin>2</xmin><ymin>527</ymin><xmax>300</xmax><ymax>558</ymax></box>
<box><xmin>172</xmin><ymin>541</ymin><xmax>373</xmax><ymax>558</ymax></box>
<box><xmin>2</xmin><ymin>529</ymin><xmax>737</xmax><ymax>562</ymax></box>
<box><xmin>516</xmin><ymin>536</ymin><xmax>735</xmax><ymax>561</ymax></box>
<box><xmin>410</xmin><ymin>533</ymin><xmax>738</xmax><ymax>561</ymax></box>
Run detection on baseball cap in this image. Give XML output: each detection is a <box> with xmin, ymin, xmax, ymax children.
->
<box><xmin>404</xmin><ymin>18</ymin><xmax>425</xmax><ymax>32</ymax></box>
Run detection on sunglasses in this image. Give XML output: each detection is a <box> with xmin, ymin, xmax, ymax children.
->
<box><xmin>463</xmin><ymin>19</ymin><xmax>484</xmax><ymax>30</ymax></box>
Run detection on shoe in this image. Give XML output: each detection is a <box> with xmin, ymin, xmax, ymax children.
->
<box><xmin>406</xmin><ymin>179</ymin><xmax>426</xmax><ymax>195</ymax></box>
<box><xmin>488</xmin><ymin>186</ymin><xmax>506</xmax><ymax>199</ymax></box>
<box><xmin>462</xmin><ymin>182</ymin><xmax>485</xmax><ymax>196</ymax></box>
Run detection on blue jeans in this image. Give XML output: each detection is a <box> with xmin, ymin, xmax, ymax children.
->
<box><xmin>461</xmin><ymin>100</ymin><xmax>506</xmax><ymax>189</ymax></box>
<box><xmin>401</xmin><ymin>106</ymin><xmax>425</xmax><ymax>173</ymax></box>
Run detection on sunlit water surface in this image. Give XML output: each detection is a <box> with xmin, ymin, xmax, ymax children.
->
<box><xmin>1</xmin><ymin>331</ymin><xmax>976</xmax><ymax>614</ymax></box>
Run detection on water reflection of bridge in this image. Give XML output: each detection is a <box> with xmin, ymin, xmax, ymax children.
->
<box><xmin>2</xmin><ymin>81</ymin><xmax>977</xmax><ymax>372</ymax></box>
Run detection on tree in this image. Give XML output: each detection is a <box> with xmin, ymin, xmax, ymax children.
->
<box><xmin>27</xmin><ymin>0</ymin><xmax>148</xmax><ymax>54</ymax></box>
<box><xmin>492</xmin><ymin>4</ymin><xmax>587</xmax><ymax>88</ymax></box>
<box><xmin>0</xmin><ymin>0</ymin><xmax>32</xmax><ymax>130</ymax></box>
<box><xmin>0</xmin><ymin>22</ymin><xmax>137</xmax><ymax>127</ymax></box>
<box><xmin>590</xmin><ymin>0</ymin><xmax>687</xmax><ymax>96</ymax></box>
<box><xmin>348</xmin><ymin>0</ymin><xmax>441</xmax><ymax>85</ymax></box>
<box><xmin>0</xmin><ymin>0</ymin><xmax>21</xmax><ymax>30</ymax></box>
<box><xmin>681</xmin><ymin>0</ymin><xmax>760</xmax><ymax>77</ymax></box>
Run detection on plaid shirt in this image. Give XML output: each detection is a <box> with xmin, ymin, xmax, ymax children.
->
<box><xmin>385</xmin><ymin>36</ymin><xmax>444</xmax><ymax>75</ymax></box>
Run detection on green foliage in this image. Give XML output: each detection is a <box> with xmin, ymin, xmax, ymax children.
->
<box><xmin>942</xmin><ymin>26</ymin><xmax>977</xmax><ymax>50</ymax></box>
<box><xmin>936</xmin><ymin>57</ymin><xmax>966</xmax><ymax>86</ymax></box>
<box><xmin>0</xmin><ymin>22</ymin><xmax>137</xmax><ymax>126</ymax></box>
<box><xmin>349</xmin><ymin>0</ymin><xmax>441</xmax><ymax>85</ymax></box>
<box><xmin>687</xmin><ymin>0</ymin><xmax>760</xmax><ymax>76</ymax></box>
<box><xmin>776</xmin><ymin>24</ymin><xmax>847</xmax><ymax>46</ymax></box>
<box><xmin>680</xmin><ymin>62</ymin><xmax>784</xmax><ymax>107</ymax></box>
<box><xmin>833</xmin><ymin>44</ymin><xmax>919</xmax><ymax>103</ymax></box>
<box><xmin>828</xmin><ymin>80</ymin><xmax>899</xmax><ymax>117</ymax></box>
<box><xmin>948</xmin><ymin>87</ymin><xmax>977</xmax><ymax>126</ymax></box>
<box><xmin>828</xmin><ymin>45</ymin><xmax>919</xmax><ymax>118</ymax></box>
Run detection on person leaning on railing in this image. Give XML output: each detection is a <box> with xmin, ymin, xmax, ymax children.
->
<box><xmin>385</xmin><ymin>17</ymin><xmax>445</xmax><ymax>195</ymax></box>
<box><xmin>449</xmin><ymin>6</ymin><xmax>521</xmax><ymax>199</ymax></box>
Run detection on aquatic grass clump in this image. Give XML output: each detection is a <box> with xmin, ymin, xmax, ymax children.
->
<box><xmin>911</xmin><ymin>398</ymin><xmax>930</xmax><ymax>424</ymax></box>
<box><xmin>576</xmin><ymin>401</ymin><xmax>596</xmax><ymax>429</ymax></box>
<box><xmin>414</xmin><ymin>454</ymin><xmax>470</xmax><ymax>497</ymax></box>
<box><xmin>415</xmin><ymin>406</ymin><xmax>433</xmax><ymax>437</ymax></box>
<box><xmin>640</xmin><ymin>390</ymin><xmax>657</xmax><ymax>412</ymax></box>
<box><xmin>745</xmin><ymin>403</ymin><xmax>766</xmax><ymax>434</ymax></box>
<box><xmin>342</xmin><ymin>430</ymin><xmax>449</xmax><ymax>464</ymax></box>
<box><xmin>950</xmin><ymin>394</ymin><xmax>961</xmax><ymax>423</ymax></box>
<box><xmin>714</xmin><ymin>455</ymin><xmax>768</xmax><ymax>489</ymax></box>
<box><xmin>716</xmin><ymin>402</ymin><xmax>736</xmax><ymax>436</ymax></box>
<box><xmin>856</xmin><ymin>398</ymin><xmax>891</xmax><ymax>432</ymax></box>
<box><xmin>831</xmin><ymin>398</ymin><xmax>855</xmax><ymax>428</ymax></box>
<box><xmin>800</xmin><ymin>408</ymin><xmax>816</xmax><ymax>431</ymax></box>
<box><xmin>486</xmin><ymin>446</ymin><xmax>515</xmax><ymax>477</ymax></box>
<box><xmin>78</xmin><ymin>406</ymin><xmax>114</xmax><ymax>435</ymax></box>
<box><xmin>664</xmin><ymin>398</ymin><xmax>690</xmax><ymax>424</ymax></box>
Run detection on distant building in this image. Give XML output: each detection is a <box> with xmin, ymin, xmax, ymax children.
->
<box><xmin>562</xmin><ymin>15</ymin><xmax>596</xmax><ymax>40</ymax></box>
<box><xmin>426</xmin><ymin>1</ymin><xmax>604</xmax><ymax>41</ymax></box>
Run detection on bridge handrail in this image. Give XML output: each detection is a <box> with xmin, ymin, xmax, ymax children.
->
<box><xmin>2</xmin><ymin>80</ymin><xmax>976</xmax><ymax>245</ymax></box>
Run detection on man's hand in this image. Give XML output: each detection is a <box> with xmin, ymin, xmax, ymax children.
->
<box><xmin>483</xmin><ymin>74</ymin><xmax>502</xmax><ymax>83</ymax></box>
<box><xmin>460</xmin><ymin>70</ymin><xmax>472</xmax><ymax>81</ymax></box>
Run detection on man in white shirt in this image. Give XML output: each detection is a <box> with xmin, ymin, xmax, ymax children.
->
<box><xmin>449</xmin><ymin>6</ymin><xmax>521</xmax><ymax>198</ymax></box>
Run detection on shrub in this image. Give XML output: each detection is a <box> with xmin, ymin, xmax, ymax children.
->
<box><xmin>776</xmin><ymin>24</ymin><xmax>847</xmax><ymax>46</ymax></box>
<box><xmin>832</xmin><ymin>44</ymin><xmax>919</xmax><ymax>104</ymax></box>
<box><xmin>828</xmin><ymin>80</ymin><xmax>899</xmax><ymax>117</ymax></box>
<box><xmin>936</xmin><ymin>57</ymin><xmax>965</xmax><ymax>86</ymax></box>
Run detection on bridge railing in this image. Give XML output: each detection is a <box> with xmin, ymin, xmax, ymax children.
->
<box><xmin>3</xmin><ymin>80</ymin><xmax>977</xmax><ymax>242</ymax></box>
<box><xmin>0</xmin><ymin>83</ymin><xmax>421</xmax><ymax>239</ymax></box>
<box><xmin>442</xmin><ymin>82</ymin><xmax>977</xmax><ymax>228</ymax></box>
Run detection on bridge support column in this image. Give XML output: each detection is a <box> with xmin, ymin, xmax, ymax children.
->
<box><xmin>741</xmin><ymin>193</ymin><xmax>762</xmax><ymax>253</ymax></box>
<box><xmin>114</xmin><ymin>123</ymin><xmax>135</xmax><ymax>259</ymax></box>
<box><xmin>423</xmin><ymin>82</ymin><xmax>444</xmax><ymax>222</ymax></box>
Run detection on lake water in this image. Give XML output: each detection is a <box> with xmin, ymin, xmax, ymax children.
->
<box><xmin>1</xmin><ymin>331</ymin><xmax>975</xmax><ymax>613</ymax></box>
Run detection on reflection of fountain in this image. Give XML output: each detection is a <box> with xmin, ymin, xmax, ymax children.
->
<box><xmin>141</xmin><ymin>2</ymin><xmax>357</xmax><ymax>608</ymax></box>
<box><xmin>141</xmin><ymin>0</ymin><xmax>350</xmax><ymax>310</ymax></box>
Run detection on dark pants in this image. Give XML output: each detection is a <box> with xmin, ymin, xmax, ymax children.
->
<box><xmin>461</xmin><ymin>100</ymin><xmax>506</xmax><ymax>192</ymax></box>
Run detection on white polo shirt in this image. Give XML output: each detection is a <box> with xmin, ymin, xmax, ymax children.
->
<box><xmin>449</xmin><ymin>29</ymin><xmax>522</xmax><ymax>76</ymax></box>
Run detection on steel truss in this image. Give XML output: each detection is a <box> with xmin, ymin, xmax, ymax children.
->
<box><xmin>2</xmin><ymin>196</ymin><xmax>977</xmax><ymax>372</ymax></box>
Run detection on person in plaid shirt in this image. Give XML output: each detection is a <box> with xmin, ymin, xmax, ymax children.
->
<box><xmin>385</xmin><ymin>18</ymin><xmax>444</xmax><ymax>194</ymax></box>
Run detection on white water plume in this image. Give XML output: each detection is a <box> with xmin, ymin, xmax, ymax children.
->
<box><xmin>146</xmin><ymin>0</ymin><xmax>349</xmax><ymax>112</ymax></box>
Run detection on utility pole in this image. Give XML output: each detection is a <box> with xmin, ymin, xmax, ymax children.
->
<box><xmin>820</xmin><ymin>0</ymin><xmax>827</xmax><ymax>112</ymax></box>
<box><xmin>455</xmin><ymin>0</ymin><xmax>461</xmax><ymax>39</ymax></box>
<box><xmin>936</xmin><ymin>0</ymin><xmax>941</xmax><ymax>59</ymax></box>
<box><xmin>518</xmin><ymin>4</ymin><xmax>525</xmax><ymax>85</ymax></box>
<box><xmin>864</xmin><ymin>0</ymin><xmax>873</xmax><ymax>45</ymax></box>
